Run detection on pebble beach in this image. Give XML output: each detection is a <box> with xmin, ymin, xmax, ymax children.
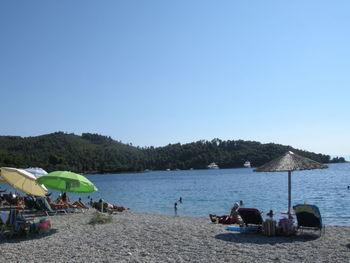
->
<box><xmin>0</xmin><ymin>209</ymin><xmax>349</xmax><ymax>263</ymax></box>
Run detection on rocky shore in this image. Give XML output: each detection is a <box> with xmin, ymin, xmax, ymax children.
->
<box><xmin>0</xmin><ymin>210</ymin><xmax>349</xmax><ymax>262</ymax></box>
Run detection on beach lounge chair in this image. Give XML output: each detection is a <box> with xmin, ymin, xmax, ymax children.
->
<box><xmin>3</xmin><ymin>194</ymin><xmax>18</xmax><ymax>206</ymax></box>
<box><xmin>238</xmin><ymin>208</ymin><xmax>264</xmax><ymax>228</ymax></box>
<box><xmin>293</xmin><ymin>204</ymin><xmax>324</xmax><ymax>235</ymax></box>
<box><xmin>0</xmin><ymin>209</ymin><xmax>31</xmax><ymax>238</ymax></box>
<box><xmin>36</xmin><ymin>198</ymin><xmax>67</xmax><ymax>216</ymax></box>
<box><xmin>2</xmin><ymin>194</ymin><xmax>25</xmax><ymax>211</ymax></box>
<box><xmin>92</xmin><ymin>201</ymin><xmax>128</xmax><ymax>214</ymax></box>
<box><xmin>24</xmin><ymin>196</ymin><xmax>38</xmax><ymax>210</ymax></box>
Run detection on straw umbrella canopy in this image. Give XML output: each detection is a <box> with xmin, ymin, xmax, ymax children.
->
<box><xmin>254</xmin><ymin>151</ymin><xmax>328</xmax><ymax>215</ymax></box>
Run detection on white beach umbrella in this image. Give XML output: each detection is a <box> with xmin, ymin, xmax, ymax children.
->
<box><xmin>25</xmin><ymin>167</ymin><xmax>48</xmax><ymax>178</ymax></box>
<box><xmin>0</xmin><ymin>176</ymin><xmax>6</xmax><ymax>184</ymax></box>
<box><xmin>0</xmin><ymin>167</ymin><xmax>48</xmax><ymax>197</ymax></box>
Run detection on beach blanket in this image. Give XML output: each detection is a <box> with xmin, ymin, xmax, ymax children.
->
<box><xmin>0</xmin><ymin>211</ymin><xmax>9</xmax><ymax>224</ymax></box>
<box><xmin>226</xmin><ymin>225</ymin><xmax>260</xmax><ymax>232</ymax></box>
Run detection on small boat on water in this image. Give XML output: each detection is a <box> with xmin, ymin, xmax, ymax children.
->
<box><xmin>244</xmin><ymin>161</ymin><xmax>251</xmax><ymax>168</ymax></box>
<box><xmin>207</xmin><ymin>162</ymin><xmax>219</xmax><ymax>169</ymax></box>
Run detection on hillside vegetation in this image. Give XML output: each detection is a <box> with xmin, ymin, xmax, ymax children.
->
<box><xmin>0</xmin><ymin>132</ymin><xmax>344</xmax><ymax>174</ymax></box>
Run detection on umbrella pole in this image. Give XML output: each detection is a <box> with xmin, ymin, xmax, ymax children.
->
<box><xmin>288</xmin><ymin>171</ymin><xmax>291</xmax><ymax>216</ymax></box>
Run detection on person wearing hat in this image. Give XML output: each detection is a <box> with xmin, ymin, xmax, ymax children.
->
<box><xmin>209</xmin><ymin>202</ymin><xmax>243</xmax><ymax>225</ymax></box>
<box><xmin>266</xmin><ymin>210</ymin><xmax>274</xmax><ymax>220</ymax></box>
<box><xmin>263</xmin><ymin>210</ymin><xmax>277</xmax><ymax>236</ymax></box>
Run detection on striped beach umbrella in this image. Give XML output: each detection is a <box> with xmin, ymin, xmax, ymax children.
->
<box><xmin>25</xmin><ymin>167</ymin><xmax>48</xmax><ymax>178</ymax></box>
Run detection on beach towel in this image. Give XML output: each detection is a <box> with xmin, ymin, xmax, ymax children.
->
<box><xmin>0</xmin><ymin>211</ymin><xmax>9</xmax><ymax>224</ymax></box>
<box><xmin>226</xmin><ymin>225</ymin><xmax>260</xmax><ymax>232</ymax></box>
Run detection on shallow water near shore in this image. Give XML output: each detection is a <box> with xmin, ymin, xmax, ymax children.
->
<box><xmin>77</xmin><ymin>163</ymin><xmax>350</xmax><ymax>226</ymax></box>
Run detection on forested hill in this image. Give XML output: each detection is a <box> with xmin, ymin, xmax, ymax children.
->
<box><xmin>0</xmin><ymin>132</ymin><xmax>345</xmax><ymax>174</ymax></box>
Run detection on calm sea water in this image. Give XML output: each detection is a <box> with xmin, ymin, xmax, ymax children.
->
<box><xmin>77</xmin><ymin>163</ymin><xmax>350</xmax><ymax>226</ymax></box>
<box><xmin>5</xmin><ymin>163</ymin><xmax>347</xmax><ymax>225</ymax></box>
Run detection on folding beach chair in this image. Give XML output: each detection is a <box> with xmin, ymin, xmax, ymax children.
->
<box><xmin>36</xmin><ymin>198</ymin><xmax>67</xmax><ymax>216</ymax></box>
<box><xmin>24</xmin><ymin>196</ymin><xmax>37</xmax><ymax>210</ymax></box>
<box><xmin>293</xmin><ymin>204</ymin><xmax>324</xmax><ymax>235</ymax></box>
<box><xmin>3</xmin><ymin>194</ymin><xmax>18</xmax><ymax>206</ymax></box>
<box><xmin>0</xmin><ymin>209</ymin><xmax>31</xmax><ymax>238</ymax></box>
<box><xmin>238</xmin><ymin>208</ymin><xmax>264</xmax><ymax>230</ymax></box>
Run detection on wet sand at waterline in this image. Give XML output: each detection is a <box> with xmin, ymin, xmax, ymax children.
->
<box><xmin>0</xmin><ymin>209</ymin><xmax>349</xmax><ymax>262</ymax></box>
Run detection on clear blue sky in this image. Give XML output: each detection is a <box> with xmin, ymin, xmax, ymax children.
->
<box><xmin>1</xmin><ymin>1</ymin><xmax>349</xmax><ymax>158</ymax></box>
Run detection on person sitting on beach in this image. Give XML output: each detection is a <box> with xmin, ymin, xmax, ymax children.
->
<box><xmin>266</xmin><ymin>210</ymin><xmax>275</xmax><ymax>221</ymax></box>
<box><xmin>209</xmin><ymin>203</ymin><xmax>243</xmax><ymax>225</ymax></box>
<box><xmin>102</xmin><ymin>199</ymin><xmax>129</xmax><ymax>212</ymax></box>
<box><xmin>93</xmin><ymin>199</ymin><xmax>129</xmax><ymax>212</ymax></box>
<box><xmin>73</xmin><ymin>198</ymin><xmax>89</xmax><ymax>209</ymax></box>
<box><xmin>53</xmin><ymin>194</ymin><xmax>78</xmax><ymax>209</ymax></box>
<box><xmin>59</xmin><ymin>192</ymin><xmax>79</xmax><ymax>209</ymax></box>
<box><xmin>48</xmin><ymin>196</ymin><xmax>70</xmax><ymax>210</ymax></box>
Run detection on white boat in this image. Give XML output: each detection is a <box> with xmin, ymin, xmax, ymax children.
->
<box><xmin>243</xmin><ymin>161</ymin><xmax>251</xmax><ymax>168</ymax></box>
<box><xmin>207</xmin><ymin>162</ymin><xmax>219</xmax><ymax>169</ymax></box>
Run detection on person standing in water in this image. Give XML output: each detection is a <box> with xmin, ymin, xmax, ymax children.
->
<box><xmin>179</xmin><ymin>197</ymin><xmax>182</xmax><ymax>204</ymax></box>
<box><xmin>174</xmin><ymin>202</ymin><xmax>178</xmax><ymax>216</ymax></box>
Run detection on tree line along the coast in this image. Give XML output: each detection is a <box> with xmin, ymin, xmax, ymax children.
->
<box><xmin>0</xmin><ymin>132</ymin><xmax>345</xmax><ymax>174</ymax></box>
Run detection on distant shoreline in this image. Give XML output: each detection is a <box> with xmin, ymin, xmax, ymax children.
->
<box><xmin>83</xmin><ymin>162</ymin><xmax>349</xmax><ymax>176</ymax></box>
<box><xmin>0</xmin><ymin>132</ymin><xmax>345</xmax><ymax>174</ymax></box>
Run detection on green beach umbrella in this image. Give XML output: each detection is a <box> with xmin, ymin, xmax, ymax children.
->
<box><xmin>37</xmin><ymin>171</ymin><xmax>98</xmax><ymax>193</ymax></box>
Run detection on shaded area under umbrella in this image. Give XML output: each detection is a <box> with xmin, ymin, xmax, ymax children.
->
<box><xmin>254</xmin><ymin>151</ymin><xmax>328</xmax><ymax>215</ymax></box>
<box><xmin>37</xmin><ymin>171</ymin><xmax>98</xmax><ymax>193</ymax></box>
<box><xmin>0</xmin><ymin>167</ymin><xmax>48</xmax><ymax>197</ymax></box>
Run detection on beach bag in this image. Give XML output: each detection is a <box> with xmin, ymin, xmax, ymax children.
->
<box><xmin>263</xmin><ymin>220</ymin><xmax>276</xmax><ymax>236</ymax></box>
<box><xmin>278</xmin><ymin>218</ymin><xmax>295</xmax><ymax>236</ymax></box>
<box><xmin>38</xmin><ymin>218</ymin><xmax>51</xmax><ymax>234</ymax></box>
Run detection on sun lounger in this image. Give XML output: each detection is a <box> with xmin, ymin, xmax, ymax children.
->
<box><xmin>24</xmin><ymin>196</ymin><xmax>37</xmax><ymax>210</ymax></box>
<box><xmin>92</xmin><ymin>201</ymin><xmax>128</xmax><ymax>214</ymax></box>
<box><xmin>238</xmin><ymin>208</ymin><xmax>264</xmax><ymax>227</ymax></box>
<box><xmin>0</xmin><ymin>209</ymin><xmax>31</xmax><ymax>238</ymax></box>
<box><xmin>2</xmin><ymin>194</ymin><xmax>26</xmax><ymax>211</ymax></box>
<box><xmin>293</xmin><ymin>204</ymin><xmax>324</xmax><ymax>235</ymax></box>
<box><xmin>36</xmin><ymin>198</ymin><xmax>67</xmax><ymax>216</ymax></box>
<box><xmin>2</xmin><ymin>194</ymin><xmax>18</xmax><ymax>206</ymax></box>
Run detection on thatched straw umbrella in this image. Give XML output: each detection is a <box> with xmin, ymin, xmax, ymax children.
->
<box><xmin>254</xmin><ymin>151</ymin><xmax>328</xmax><ymax>216</ymax></box>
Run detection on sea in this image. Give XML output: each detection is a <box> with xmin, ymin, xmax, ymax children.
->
<box><xmin>6</xmin><ymin>163</ymin><xmax>350</xmax><ymax>226</ymax></box>
<box><xmin>80</xmin><ymin>163</ymin><xmax>350</xmax><ymax>226</ymax></box>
